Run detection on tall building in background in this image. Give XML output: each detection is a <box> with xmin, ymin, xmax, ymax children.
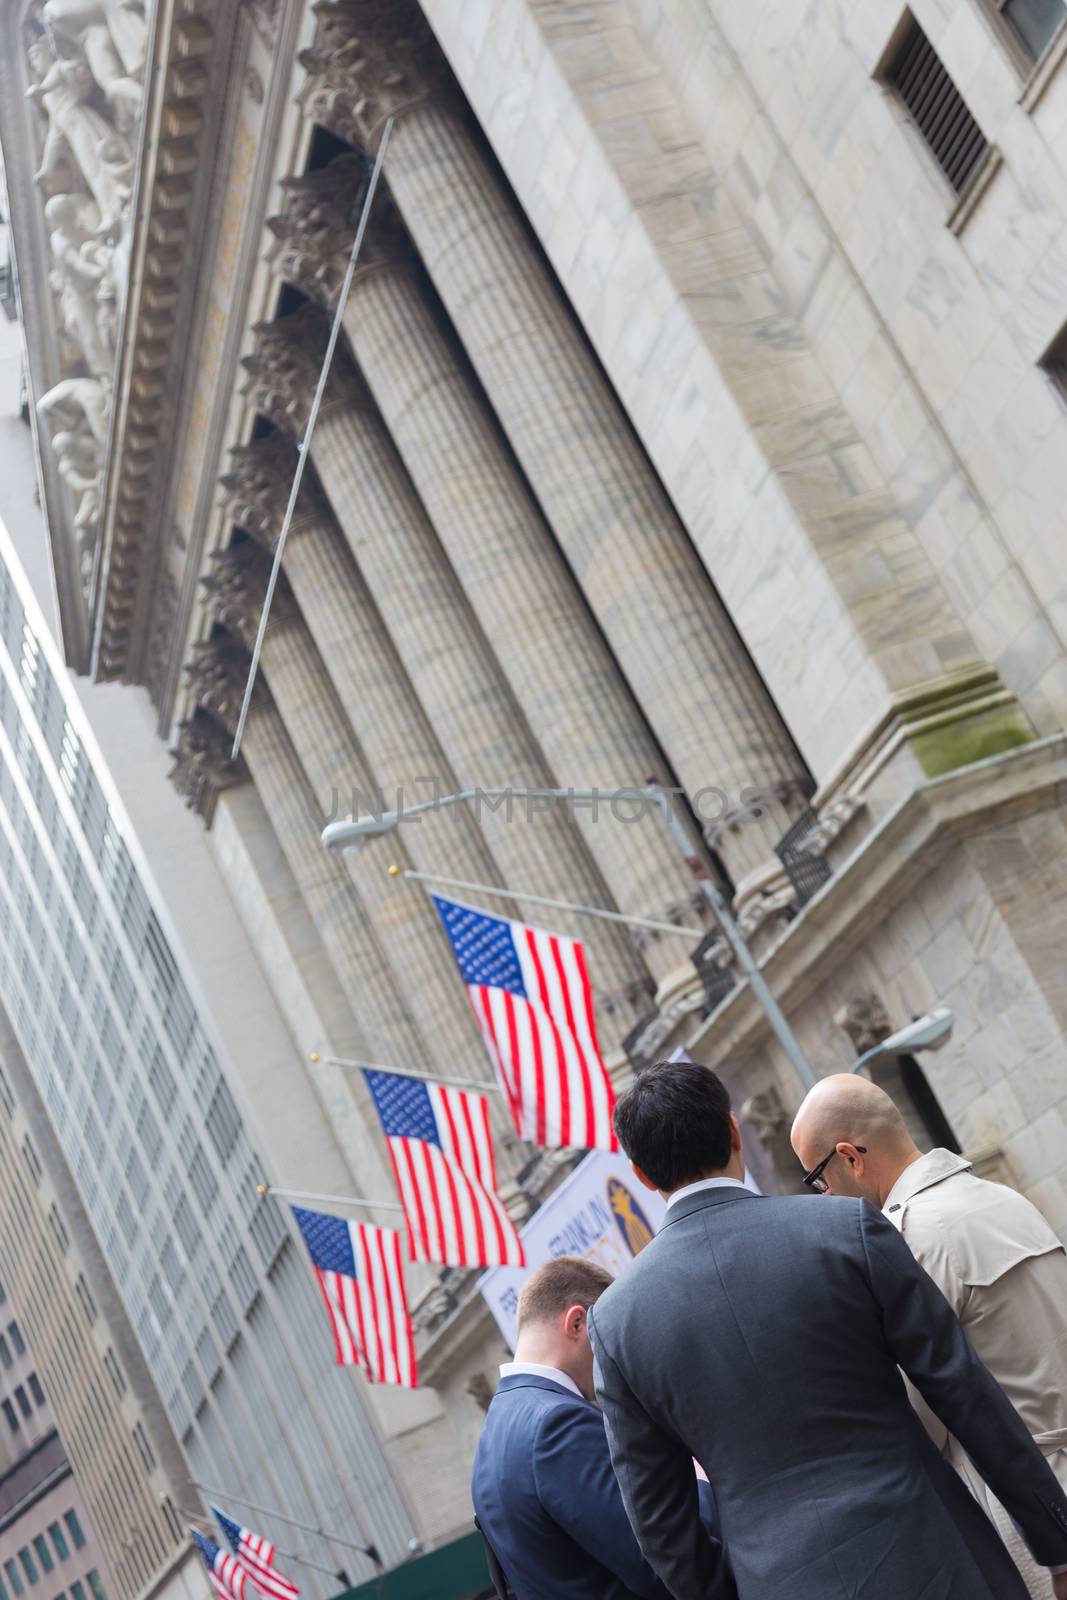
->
<box><xmin>1</xmin><ymin>0</ymin><xmax>1067</xmax><ymax>1582</ymax></box>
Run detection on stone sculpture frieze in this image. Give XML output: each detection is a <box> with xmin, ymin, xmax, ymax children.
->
<box><xmin>23</xmin><ymin>0</ymin><xmax>147</xmax><ymax>591</ymax></box>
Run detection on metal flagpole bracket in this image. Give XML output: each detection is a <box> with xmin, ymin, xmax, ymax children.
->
<box><xmin>259</xmin><ymin>1181</ymin><xmax>404</xmax><ymax>1215</ymax></box>
<box><xmin>390</xmin><ymin>864</ymin><xmax>697</xmax><ymax>940</ymax></box>
<box><xmin>229</xmin><ymin>115</ymin><xmax>395</xmax><ymax>761</ymax></box>
<box><xmin>309</xmin><ymin>1051</ymin><xmax>502</xmax><ymax>1096</ymax></box>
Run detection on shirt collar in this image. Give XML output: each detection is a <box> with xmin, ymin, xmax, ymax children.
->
<box><xmin>665</xmin><ymin>1175</ymin><xmax>751</xmax><ymax>1211</ymax></box>
<box><xmin>883</xmin><ymin>1149</ymin><xmax>973</xmax><ymax>1220</ymax></box>
<box><xmin>498</xmin><ymin>1361</ymin><xmax>582</xmax><ymax>1398</ymax></box>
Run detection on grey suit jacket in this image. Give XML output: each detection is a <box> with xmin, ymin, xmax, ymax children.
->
<box><xmin>589</xmin><ymin>1185</ymin><xmax>1067</xmax><ymax>1600</ymax></box>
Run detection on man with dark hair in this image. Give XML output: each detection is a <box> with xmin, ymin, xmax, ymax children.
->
<box><xmin>472</xmin><ymin>1255</ymin><xmax>724</xmax><ymax>1600</ymax></box>
<box><xmin>591</xmin><ymin>1059</ymin><xmax>1067</xmax><ymax>1600</ymax></box>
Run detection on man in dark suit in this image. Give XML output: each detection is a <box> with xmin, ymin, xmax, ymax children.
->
<box><xmin>472</xmin><ymin>1255</ymin><xmax>725</xmax><ymax>1600</ymax></box>
<box><xmin>590</xmin><ymin>1059</ymin><xmax>1067</xmax><ymax>1600</ymax></box>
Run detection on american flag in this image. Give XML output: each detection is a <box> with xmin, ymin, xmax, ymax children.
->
<box><xmin>364</xmin><ymin>1069</ymin><xmax>525</xmax><ymax>1269</ymax></box>
<box><xmin>291</xmin><ymin>1207</ymin><xmax>417</xmax><ymax>1388</ymax></box>
<box><xmin>191</xmin><ymin>1529</ymin><xmax>247</xmax><ymax>1600</ymax></box>
<box><xmin>212</xmin><ymin>1508</ymin><xmax>300</xmax><ymax>1600</ymax></box>
<box><xmin>432</xmin><ymin>895</ymin><xmax>617</xmax><ymax>1152</ymax></box>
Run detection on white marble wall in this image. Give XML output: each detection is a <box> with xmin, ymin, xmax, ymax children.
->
<box><xmin>422</xmin><ymin>0</ymin><xmax>1067</xmax><ymax>786</ymax></box>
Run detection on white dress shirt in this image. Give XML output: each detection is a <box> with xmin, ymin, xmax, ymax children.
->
<box><xmin>499</xmin><ymin>1360</ymin><xmax>582</xmax><ymax>1398</ymax></box>
<box><xmin>665</xmin><ymin>1175</ymin><xmax>751</xmax><ymax>1210</ymax></box>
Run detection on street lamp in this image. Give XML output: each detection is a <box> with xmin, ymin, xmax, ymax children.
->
<box><xmin>322</xmin><ymin>785</ymin><xmax>817</xmax><ymax>1089</ymax></box>
<box><xmin>850</xmin><ymin>1007</ymin><xmax>954</xmax><ymax>1074</ymax></box>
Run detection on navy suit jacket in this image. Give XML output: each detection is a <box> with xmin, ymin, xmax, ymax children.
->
<box><xmin>472</xmin><ymin>1373</ymin><xmax>723</xmax><ymax>1600</ymax></box>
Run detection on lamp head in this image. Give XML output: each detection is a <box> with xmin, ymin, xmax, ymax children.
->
<box><xmin>321</xmin><ymin>812</ymin><xmax>399</xmax><ymax>851</ymax></box>
<box><xmin>879</xmin><ymin>1007</ymin><xmax>954</xmax><ymax>1056</ymax></box>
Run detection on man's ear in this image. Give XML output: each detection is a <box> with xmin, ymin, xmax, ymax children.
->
<box><xmin>630</xmin><ymin>1160</ymin><xmax>659</xmax><ymax>1193</ymax></box>
<box><xmin>729</xmin><ymin>1113</ymin><xmax>743</xmax><ymax>1153</ymax></box>
<box><xmin>562</xmin><ymin>1303</ymin><xmax>585</xmax><ymax>1341</ymax></box>
<box><xmin>837</xmin><ymin>1141</ymin><xmax>866</xmax><ymax>1174</ymax></box>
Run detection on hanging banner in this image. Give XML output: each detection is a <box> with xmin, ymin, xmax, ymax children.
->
<box><xmin>478</xmin><ymin>1150</ymin><xmax>668</xmax><ymax>1350</ymax></box>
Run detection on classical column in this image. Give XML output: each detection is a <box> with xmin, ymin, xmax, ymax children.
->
<box><xmin>241</xmin><ymin>319</ymin><xmax>671</xmax><ymax>1008</ymax></box>
<box><xmin>203</xmin><ymin>544</ymin><xmax>496</xmax><ymax>1086</ymax></box>
<box><xmin>262</xmin><ymin>229</ymin><xmax>710</xmax><ymax>965</ymax></box>
<box><xmin>297</xmin><ymin>21</ymin><xmax>813</xmax><ymax>890</ymax></box>
<box><xmin>177</xmin><ymin>654</ymin><xmax>417</xmax><ymax>1197</ymax></box>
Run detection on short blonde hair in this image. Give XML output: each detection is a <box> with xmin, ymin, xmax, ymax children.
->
<box><xmin>516</xmin><ymin>1256</ymin><xmax>613</xmax><ymax>1330</ymax></box>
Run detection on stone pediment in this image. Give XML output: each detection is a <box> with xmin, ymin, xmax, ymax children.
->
<box><xmin>1</xmin><ymin>0</ymin><xmax>220</xmax><ymax>674</ymax></box>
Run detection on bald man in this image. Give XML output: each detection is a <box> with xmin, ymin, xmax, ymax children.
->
<box><xmin>792</xmin><ymin>1075</ymin><xmax>1067</xmax><ymax>1600</ymax></box>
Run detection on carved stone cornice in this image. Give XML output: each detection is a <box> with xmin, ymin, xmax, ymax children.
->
<box><xmin>169</xmin><ymin>711</ymin><xmax>248</xmax><ymax>825</ymax></box>
<box><xmin>241</xmin><ymin>309</ymin><xmax>369</xmax><ymax>437</ymax></box>
<box><xmin>266</xmin><ymin>158</ymin><xmax>414</xmax><ymax>307</ymax></box>
<box><xmin>184</xmin><ymin>631</ymin><xmax>258</xmax><ymax>735</ymax></box>
<box><xmin>91</xmin><ymin>2</ymin><xmax>220</xmax><ymax>680</ymax></box>
<box><xmin>219</xmin><ymin>434</ymin><xmax>328</xmax><ymax>549</ymax></box>
<box><xmin>835</xmin><ymin>994</ymin><xmax>892</xmax><ymax>1056</ymax></box>
<box><xmin>296</xmin><ymin>0</ymin><xmax>450</xmax><ymax>149</ymax></box>
<box><xmin>202</xmin><ymin>540</ymin><xmax>298</xmax><ymax>651</ymax></box>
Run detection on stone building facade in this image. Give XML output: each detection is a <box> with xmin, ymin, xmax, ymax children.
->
<box><xmin>2</xmin><ymin>0</ymin><xmax>1067</xmax><ymax>1565</ymax></box>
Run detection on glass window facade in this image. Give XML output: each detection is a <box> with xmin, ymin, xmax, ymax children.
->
<box><xmin>0</xmin><ymin>540</ymin><xmax>413</xmax><ymax>1585</ymax></box>
<box><xmin>47</xmin><ymin>1526</ymin><xmax>68</xmax><ymax>1564</ymax></box>
<box><xmin>62</xmin><ymin>1515</ymin><xmax>85</xmax><ymax>1553</ymax></box>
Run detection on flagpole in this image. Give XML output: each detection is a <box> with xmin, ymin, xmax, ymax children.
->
<box><xmin>176</xmin><ymin>1508</ymin><xmax>344</xmax><ymax>1581</ymax></box>
<box><xmin>389</xmin><ymin>864</ymin><xmax>698</xmax><ymax>939</ymax></box>
<box><xmin>189</xmin><ymin>1484</ymin><xmax>382</xmax><ymax>1567</ymax></box>
<box><xmin>259</xmin><ymin>1182</ymin><xmax>403</xmax><ymax>1215</ymax></box>
<box><xmin>309</xmin><ymin>1052</ymin><xmax>502</xmax><ymax>1096</ymax></box>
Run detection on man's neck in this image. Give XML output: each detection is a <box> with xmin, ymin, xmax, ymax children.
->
<box><xmin>513</xmin><ymin>1340</ymin><xmax>576</xmax><ymax>1385</ymax></box>
<box><xmin>663</xmin><ymin>1163</ymin><xmax>745</xmax><ymax>1202</ymax></box>
<box><xmin>878</xmin><ymin>1147</ymin><xmax>924</xmax><ymax>1208</ymax></box>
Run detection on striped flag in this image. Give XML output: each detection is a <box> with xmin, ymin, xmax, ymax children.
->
<box><xmin>364</xmin><ymin>1069</ymin><xmax>525</xmax><ymax>1270</ymax></box>
<box><xmin>432</xmin><ymin>895</ymin><xmax>617</xmax><ymax>1152</ymax></box>
<box><xmin>212</xmin><ymin>1508</ymin><xmax>300</xmax><ymax>1600</ymax></box>
<box><xmin>291</xmin><ymin>1207</ymin><xmax>417</xmax><ymax>1388</ymax></box>
<box><xmin>191</xmin><ymin>1529</ymin><xmax>247</xmax><ymax>1600</ymax></box>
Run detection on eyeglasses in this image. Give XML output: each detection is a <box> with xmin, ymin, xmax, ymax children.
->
<box><xmin>802</xmin><ymin>1146</ymin><xmax>866</xmax><ymax>1193</ymax></box>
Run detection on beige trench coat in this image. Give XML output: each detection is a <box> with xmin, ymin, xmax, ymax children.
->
<box><xmin>886</xmin><ymin>1148</ymin><xmax>1067</xmax><ymax>1599</ymax></box>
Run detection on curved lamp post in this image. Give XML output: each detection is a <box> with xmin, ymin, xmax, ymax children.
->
<box><xmin>850</xmin><ymin>1007</ymin><xmax>955</xmax><ymax>1074</ymax></box>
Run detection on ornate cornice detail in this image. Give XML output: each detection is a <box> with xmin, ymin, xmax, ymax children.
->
<box><xmin>91</xmin><ymin>1</ymin><xmax>219</xmax><ymax>680</ymax></box>
<box><xmin>219</xmin><ymin>434</ymin><xmax>328</xmax><ymax>549</ymax></box>
<box><xmin>202</xmin><ymin>540</ymin><xmax>298</xmax><ymax>651</ymax></box>
<box><xmin>835</xmin><ymin>994</ymin><xmax>892</xmax><ymax>1056</ymax></box>
<box><xmin>241</xmin><ymin>309</ymin><xmax>368</xmax><ymax>437</ymax></box>
<box><xmin>296</xmin><ymin>0</ymin><xmax>449</xmax><ymax>149</ymax></box>
<box><xmin>243</xmin><ymin>0</ymin><xmax>281</xmax><ymax>51</ymax></box>
<box><xmin>266</xmin><ymin>158</ymin><xmax>414</xmax><ymax>307</ymax></box>
<box><xmin>184</xmin><ymin>632</ymin><xmax>256</xmax><ymax>736</ymax></box>
<box><xmin>169</xmin><ymin>711</ymin><xmax>248</xmax><ymax>825</ymax></box>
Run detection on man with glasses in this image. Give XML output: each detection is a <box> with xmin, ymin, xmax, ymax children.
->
<box><xmin>588</xmin><ymin>1057</ymin><xmax>1067</xmax><ymax>1600</ymax></box>
<box><xmin>791</xmin><ymin>1071</ymin><xmax>1067</xmax><ymax>1599</ymax></box>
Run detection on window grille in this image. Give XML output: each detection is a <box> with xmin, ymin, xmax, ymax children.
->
<box><xmin>48</xmin><ymin>1205</ymin><xmax>69</xmax><ymax>1254</ymax></box>
<box><xmin>885</xmin><ymin>15</ymin><xmax>989</xmax><ymax>193</ymax></box>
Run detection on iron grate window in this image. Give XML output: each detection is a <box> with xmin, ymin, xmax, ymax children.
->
<box><xmin>885</xmin><ymin>16</ymin><xmax>989</xmax><ymax>194</ymax></box>
<box><xmin>1041</xmin><ymin>319</ymin><xmax>1067</xmax><ymax>401</ymax></box>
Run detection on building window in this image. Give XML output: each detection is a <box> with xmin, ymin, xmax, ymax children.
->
<box><xmin>102</xmin><ymin>1348</ymin><xmax>125</xmax><ymax>1398</ymax></box>
<box><xmin>74</xmin><ymin>1278</ymin><xmax>96</xmax><ymax>1327</ymax></box>
<box><xmin>0</xmin><ymin>1277</ymin><xmax>6</xmax><ymax>1304</ymax></box>
<box><xmin>8</xmin><ymin>1320</ymin><xmax>25</xmax><ymax>1355</ymax></box>
<box><xmin>132</xmin><ymin>1422</ymin><xmax>155</xmax><ymax>1472</ymax></box>
<box><xmin>48</xmin><ymin>1206</ymin><xmax>69</xmax><ymax>1255</ymax></box>
<box><xmin>0</xmin><ymin>1333</ymin><xmax>11</xmax><ymax>1368</ymax></box>
<box><xmin>14</xmin><ymin>1386</ymin><xmax>32</xmax><ymax>1420</ymax></box>
<box><xmin>21</xmin><ymin>1137</ymin><xmax>42</xmax><ymax>1185</ymax></box>
<box><xmin>68</xmin><ymin>1586</ymin><xmax>84</xmax><ymax>1600</ymax></box>
<box><xmin>62</xmin><ymin>1516</ymin><xmax>85</xmax><ymax>1553</ymax></box>
<box><xmin>28</xmin><ymin>1372</ymin><xmax>45</xmax><ymax>1407</ymax></box>
<box><xmin>86</xmin><ymin>1576</ymin><xmax>104</xmax><ymax>1600</ymax></box>
<box><xmin>884</xmin><ymin>14</ymin><xmax>989</xmax><ymax>194</ymax></box>
<box><xmin>2</xmin><ymin>1398</ymin><xmax>17</xmax><ymax>1431</ymax></box>
<box><xmin>47</xmin><ymin>1526</ymin><xmax>69</xmax><ymax>1564</ymax></box>
<box><xmin>30</xmin><ymin>1542</ymin><xmax>52</xmax><ymax>1577</ymax></box>
<box><xmin>981</xmin><ymin>0</ymin><xmax>1066</xmax><ymax>66</ymax></box>
<box><xmin>4</xmin><ymin>1562</ymin><xmax>23</xmax><ymax>1597</ymax></box>
<box><xmin>17</xmin><ymin>1552</ymin><xmax>37</xmax><ymax>1587</ymax></box>
<box><xmin>1040</xmin><ymin>319</ymin><xmax>1067</xmax><ymax>401</ymax></box>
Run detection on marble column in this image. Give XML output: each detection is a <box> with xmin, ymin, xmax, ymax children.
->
<box><xmin>178</xmin><ymin>648</ymin><xmax>422</xmax><ymax>1194</ymax></box>
<box><xmin>262</xmin><ymin>226</ymin><xmax>710</xmax><ymax>967</ymax></box>
<box><xmin>297</xmin><ymin>20</ymin><xmax>812</xmax><ymax>891</ymax></box>
<box><xmin>241</xmin><ymin>319</ymin><xmax>670</xmax><ymax>1007</ymax></box>
<box><xmin>203</xmin><ymin>543</ymin><xmax>497</xmax><ymax>1089</ymax></box>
